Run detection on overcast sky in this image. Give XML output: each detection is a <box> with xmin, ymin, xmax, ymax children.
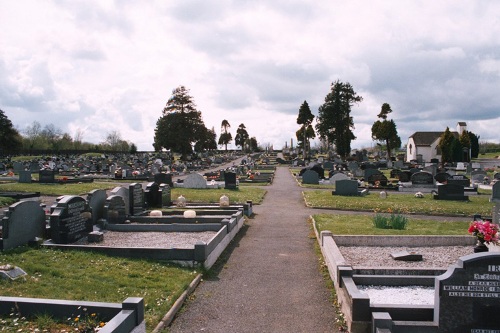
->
<box><xmin>1</xmin><ymin>1</ymin><xmax>499</xmax><ymax>151</ymax></box>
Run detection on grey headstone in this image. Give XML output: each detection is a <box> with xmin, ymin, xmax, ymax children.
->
<box><xmin>183</xmin><ymin>173</ymin><xmax>208</xmax><ymax>189</ymax></box>
<box><xmin>0</xmin><ymin>266</ymin><xmax>27</xmax><ymax>281</ymax></box>
<box><xmin>1</xmin><ymin>201</ymin><xmax>45</xmax><ymax>250</ymax></box>
<box><xmin>493</xmin><ymin>203</ymin><xmax>500</xmax><ymax>225</ymax></box>
<box><xmin>435</xmin><ymin>253</ymin><xmax>500</xmax><ymax>332</ymax></box>
<box><xmin>364</xmin><ymin>168</ymin><xmax>381</xmax><ymax>180</ymax></box>
<box><xmin>323</xmin><ymin>161</ymin><xmax>334</xmax><ymax>170</ymax></box>
<box><xmin>104</xmin><ymin>195</ymin><xmax>127</xmax><ymax>224</ymax></box>
<box><xmin>302</xmin><ymin>170</ymin><xmax>319</xmax><ymax>184</ymax></box>
<box><xmin>18</xmin><ymin>170</ymin><xmax>32</xmax><ymax>183</ymax></box>
<box><xmin>393</xmin><ymin>160</ymin><xmax>404</xmax><ymax>169</ymax></box>
<box><xmin>160</xmin><ymin>184</ymin><xmax>172</xmax><ymax>207</ymax></box>
<box><xmin>49</xmin><ymin>195</ymin><xmax>93</xmax><ymax>244</ymax></box>
<box><xmin>330</xmin><ymin>172</ymin><xmax>349</xmax><ymax>183</ymax></box>
<box><xmin>334</xmin><ymin>179</ymin><xmax>359</xmax><ymax>196</ymax></box>
<box><xmin>491</xmin><ymin>182</ymin><xmax>500</xmax><ymax>203</ymax></box>
<box><xmin>494</xmin><ymin>172</ymin><xmax>500</xmax><ymax>180</ymax></box>
<box><xmin>110</xmin><ymin>186</ymin><xmax>129</xmax><ymax>215</ymax></box>
<box><xmin>87</xmin><ymin>189</ymin><xmax>107</xmax><ymax>224</ymax></box>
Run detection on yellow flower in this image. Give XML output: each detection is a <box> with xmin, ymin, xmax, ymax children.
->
<box><xmin>74</xmin><ymin>317</ymin><xmax>79</xmax><ymax>322</ymax></box>
<box><xmin>99</xmin><ymin>322</ymin><xmax>106</xmax><ymax>327</ymax></box>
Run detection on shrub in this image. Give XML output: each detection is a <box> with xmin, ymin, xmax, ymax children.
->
<box><xmin>389</xmin><ymin>213</ymin><xmax>408</xmax><ymax>230</ymax></box>
<box><xmin>373</xmin><ymin>213</ymin><xmax>389</xmax><ymax>229</ymax></box>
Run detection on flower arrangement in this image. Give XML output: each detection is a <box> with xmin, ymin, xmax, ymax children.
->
<box><xmin>468</xmin><ymin>220</ymin><xmax>500</xmax><ymax>244</ymax></box>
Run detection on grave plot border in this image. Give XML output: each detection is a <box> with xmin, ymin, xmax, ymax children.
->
<box><xmin>0</xmin><ymin>296</ymin><xmax>144</xmax><ymax>333</ymax></box>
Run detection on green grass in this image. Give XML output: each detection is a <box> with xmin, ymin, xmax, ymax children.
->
<box><xmin>0</xmin><ymin>196</ymin><xmax>16</xmax><ymax>206</ymax></box>
<box><xmin>314</xmin><ymin>214</ymin><xmax>471</xmax><ymax>235</ymax></box>
<box><xmin>171</xmin><ymin>187</ymin><xmax>266</xmax><ymax>204</ymax></box>
<box><xmin>0</xmin><ymin>247</ymin><xmax>197</xmax><ymax>331</ymax></box>
<box><xmin>0</xmin><ymin>182</ymin><xmax>115</xmax><ymax>196</ymax></box>
<box><xmin>304</xmin><ymin>190</ymin><xmax>493</xmax><ymax>216</ymax></box>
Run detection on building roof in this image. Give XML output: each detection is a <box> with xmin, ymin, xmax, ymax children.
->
<box><xmin>458</xmin><ymin>122</ymin><xmax>467</xmax><ymax>126</ymax></box>
<box><xmin>409</xmin><ymin>131</ymin><xmax>459</xmax><ymax>146</ymax></box>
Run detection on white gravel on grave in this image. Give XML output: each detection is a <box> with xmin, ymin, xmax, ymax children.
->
<box><xmin>357</xmin><ymin>285</ymin><xmax>435</xmax><ymax>305</ymax></box>
<box><xmin>75</xmin><ymin>231</ymin><xmax>217</xmax><ymax>249</ymax></box>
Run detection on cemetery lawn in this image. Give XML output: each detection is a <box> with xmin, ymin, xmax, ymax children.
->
<box><xmin>0</xmin><ymin>196</ymin><xmax>15</xmax><ymax>206</ymax></box>
<box><xmin>0</xmin><ymin>182</ymin><xmax>114</xmax><ymax>196</ymax></box>
<box><xmin>314</xmin><ymin>214</ymin><xmax>470</xmax><ymax>235</ymax></box>
<box><xmin>304</xmin><ymin>190</ymin><xmax>493</xmax><ymax>216</ymax></box>
<box><xmin>171</xmin><ymin>187</ymin><xmax>266</xmax><ymax>204</ymax></box>
<box><xmin>0</xmin><ymin>247</ymin><xmax>197</xmax><ymax>331</ymax></box>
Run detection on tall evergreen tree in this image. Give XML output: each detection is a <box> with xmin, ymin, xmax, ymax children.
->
<box><xmin>0</xmin><ymin>109</ymin><xmax>22</xmax><ymax>154</ymax></box>
<box><xmin>316</xmin><ymin>80</ymin><xmax>362</xmax><ymax>159</ymax></box>
<box><xmin>296</xmin><ymin>100</ymin><xmax>315</xmax><ymax>159</ymax></box>
<box><xmin>153</xmin><ymin>86</ymin><xmax>209</xmax><ymax>158</ymax></box>
<box><xmin>467</xmin><ymin>131</ymin><xmax>480</xmax><ymax>159</ymax></box>
<box><xmin>371</xmin><ymin>103</ymin><xmax>401</xmax><ymax>159</ymax></box>
<box><xmin>235</xmin><ymin>123</ymin><xmax>249</xmax><ymax>150</ymax></box>
<box><xmin>438</xmin><ymin>127</ymin><xmax>455</xmax><ymax>163</ymax></box>
<box><xmin>218</xmin><ymin>119</ymin><xmax>232</xmax><ymax>151</ymax></box>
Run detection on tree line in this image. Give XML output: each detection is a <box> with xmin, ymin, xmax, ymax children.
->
<box><xmin>295</xmin><ymin>79</ymin><xmax>482</xmax><ymax>163</ymax></box>
<box><xmin>0</xmin><ymin>109</ymin><xmax>137</xmax><ymax>155</ymax></box>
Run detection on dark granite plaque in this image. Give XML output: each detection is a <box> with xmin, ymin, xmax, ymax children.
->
<box><xmin>129</xmin><ymin>183</ymin><xmax>144</xmax><ymax>215</ymax></box>
<box><xmin>436</xmin><ymin>253</ymin><xmax>500</xmax><ymax>332</ymax></box>
<box><xmin>411</xmin><ymin>171</ymin><xmax>434</xmax><ymax>185</ymax></box>
<box><xmin>39</xmin><ymin>170</ymin><xmax>55</xmax><ymax>183</ymax></box>
<box><xmin>49</xmin><ymin>195</ymin><xmax>92</xmax><ymax>244</ymax></box>
<box><xmin>159</xmin><ymin>184</ymin><xmax>172</xmax><ymax>207</ymax></box>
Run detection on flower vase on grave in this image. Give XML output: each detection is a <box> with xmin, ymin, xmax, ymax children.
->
<box><xmin>176</xmin><ymin>195</ymin><xmax>186</xmax><ymax>208</ymax></box>
<box><xmin>473</xmin><ymin>238</ymin><xmax>489</xmax><ymax>253</ymax></box>
<box><xmin>219</xmin><ymin>194</ymin><xmax>229</xmax><ymax>207</ymax></box>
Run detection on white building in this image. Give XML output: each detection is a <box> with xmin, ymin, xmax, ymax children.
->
<box><xmin>406</xmin><ymin>122</ymin><xmax>465</xmax><ymax>163</ymax></box>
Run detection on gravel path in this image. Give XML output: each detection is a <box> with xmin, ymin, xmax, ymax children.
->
<box><xmin>169</xmin><ymin>166</ymin><xmax>337</xmax><ymax>333</ymax></box>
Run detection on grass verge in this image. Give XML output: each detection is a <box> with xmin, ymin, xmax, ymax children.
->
<box><xmin>314</xmin><ymin>213</ymin><xmax>471</xmax><ymax>235</ymax></box>
<box><xmin>304</xmin><ymin>190</ymin><xmax>493</xmax><ymax>216</ymax></box>
<box><xmin>0</xmin><ymin>182</ymin><xmax>115</xmax><ymax>196</ymax></box>
<box><xmin>171</xmin><ymin>187</ymin><xmax>266</xmax><ymax>204</ymax></box>
<box><xmin>0</xmin><ymin>247</ymin><xmax>197</xmax><ymax>331</ymax></box>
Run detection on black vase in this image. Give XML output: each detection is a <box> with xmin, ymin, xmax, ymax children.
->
<box><xmin>474</xmin><ymin>238</ymin><xmax>489</xmax><ymax>253</ymax></box>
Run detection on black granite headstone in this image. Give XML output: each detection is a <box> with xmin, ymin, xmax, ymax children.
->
<box><xmin>144</xmin><ymin>182</ymin><xmax>161</xmax><ymax>208</ymax></box>
<box><xmin>447</xmin><ymin>175</ymin><xmax>470</xmax><ymax>187</ymax></box>
<box><xmin>154</xmin><ymin>173</ymin><xmax>173</xmax><ymax>187</ymax></box>
<box><xmin>49</xmin><ymin>195</ymin><xmax>92</xmax><ymax>244</ymax></box>
<box><xmin>435</xmin><ymin>253</ymin><xmax>500</xmax><ymax>332</ymax></box>
<box><xmin>434</xmin><ymin>183</ymin><xmax>469</xmax><ymax>201</ymax></box>
<box><xmin>411</xmin><ymin>171</ymin><xmax>434</xmax><ymax>185</ymax></box>
<box><xmin>224</xmin><ymin>172</ymin><xmax>237</xmax><ymax>189</ymax></box>
<box><xmin>39</xmin><ymin>170</ymin><xmax>55</xmax><ymax>183</ymax></box>
<box><xmin>129</xmin><ymin>183</ymin><xmax>145</xmax><ymax>215</ymax></box>
<box><xmin>434</xmin><ymin>172</ymin><xmax>450</xmax><ymax>184</ymax></box>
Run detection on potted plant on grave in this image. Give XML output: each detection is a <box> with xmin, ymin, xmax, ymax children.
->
<box><xmin>468</xmin><ymin>219</ymin><xmax>500</xmax><ymax>253</ymax></box>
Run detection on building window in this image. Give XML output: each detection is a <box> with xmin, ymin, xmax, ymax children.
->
<box><xmin>409</xmin><ymin>144</ymin><xmax>412</xmax><ymax>155</ymax></box>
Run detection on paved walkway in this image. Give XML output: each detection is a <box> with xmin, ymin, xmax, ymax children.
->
<box><xmin>169</xmin><ymin>166</ymin><xmax>337</xmax><ymax>332</ymax></box>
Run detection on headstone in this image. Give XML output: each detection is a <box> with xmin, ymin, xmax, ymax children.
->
<box><xmin>435</xmin><ymin>253</ymin><xmax>500</xmax><ymax>332</ymax></box>
<box><xmin>1</xmin><ymin>201</ymin><xmax>45</xmax><ymax>250</ymax></box>
<box><xmin>86</xmin><ymin>189</ymin><xmax>107</xmax><ymax>224</ymax></box>
<box><xmin>302</xmin><ymin>170</ymin><xmax>319</xmax><ymax>185</ymax></box>
<box><xmin>393</xmin><ymin>160</ymin><xmax>404</xmax><ymax>169</ymax></box>
<box><xmin>456</xmin><ymin>162</ymin><xmax>466</xmax><ymax>171</ymax></box>
<box><xmin>334</xmin><ymin>179</ymin><xmax>360</xmax><ymax>196</ymax></box>
<box><xmin>493</xmin><ymin>203</ymin><xmax>500</xmax><ymax>225</ymax></box>
<box><xmin>154</xmin><ymin>173</ymin><xmax>173</xmax><ymax>187</ymax></box>
<box><xmin>434</xmin><ymin>184</ymin><xmax>469</xmax><ymax>201</ymax></box>
<box><xmin>159</xmin><ymin>184</ymin><xmax>172</xmax><ymax>207</ymax></box>
<box><xmin>391</xmin><ymin>251</ymin><xmax>423</xmax><ymax>261</ymax></box>
<box><xmin>430</xmin><ymin>158</ymin><xmax>439</xmax><ymax>164</ymax></box>
<box><xmin>471</xmin><ymin>171</ymin><xmax>487</xmax><ymax>185</ymax></box>
<box><xmin>447</xmin><ymin>175</ymin><xmax>470</xmax><ymax>188</ymax></box>
<box><xmin>144</xmin><ymin>182</ymin><xmax>161</xmax><ymax>208</ymax></box>
<box><xmin>129</xmin><ymin>183</ymin><xmax>145</xmax><ymax>215</ymax></box>
<box><xmin>471</xmin><ymin>162</ymin><xmax>482</xmax><ymax>170</ymax></box>
<box><xmin>110</xmin><ymin>186</ymin><xmax>129</xmax><ymax>215</ymax></box>
<box><xmin>398</xmin><ymin>171</ymin><xmax>411</xmax><ymax>183</ymax></box>
<box><xmin>435</xmin><ymin>172</ymin><xmax>450</xmax><ymax>184</ymax></box>
<box><xmin>18</xmin><ymin>170</ymin><xmax>32</xmax><ymax>183</ymax></box>
<box><xmin>411</xmin><ymin>172</ymin><xmax>434</xmax><ymax>186</ymax></box>
<box><xmin>323</xmin><ymin>161</ymin><xmax>334</xmax><ymax>170</ymax></box>
<box><xmin>423</xmin><ymin>164</ymin><xmax>437</xmax><ymax>176</ymax></box>
<box><xmin>224</xmin><ymin>172</ymin><xmax>237</xmax><ymax>189</ymax></box>
<box><xmin>104</xmin><ymin>195</ymin><xmax>127</xmax><ymax>224</ymax></box>
<box><xmin>49</xmin><ymin>195</ymin><xmax>93</xmax><ymax>244</ymax></box>
<box><xmin>183</xmin><ymin>173</ymin><xmax>208</xmax><ymax>189</ymax></box>
<box><xmin>368</xmin><ymin>173</ymin><xmax>388</xmax><ymax>186</ymax></box>
<box><xmin>39</xmin><ymin>170</ymin><xmax>55</xmax><ymax>183</ymax></box>
<box><xmin>491</xmin><ymin>182</ymin><xmax>500</xmax><ymax>203</ymax></box>
<box><xmin>409</xmin><ymin>167</ymin><xmax>420</xmax><ymax>174</ymax></box>
<box><xmin>12</xmin><ymin>162</ymin><xmax>23</xmax><ymax>173</ymax></box>
<box><xmin>330</xmin><ymin>172</ymin><xmax>349</xmax><ymax>183</ymax></box>
<box><xmin>364</xmin><ymin>168</ymin><xmax>381</xmax><ymax>181</ymax></box>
